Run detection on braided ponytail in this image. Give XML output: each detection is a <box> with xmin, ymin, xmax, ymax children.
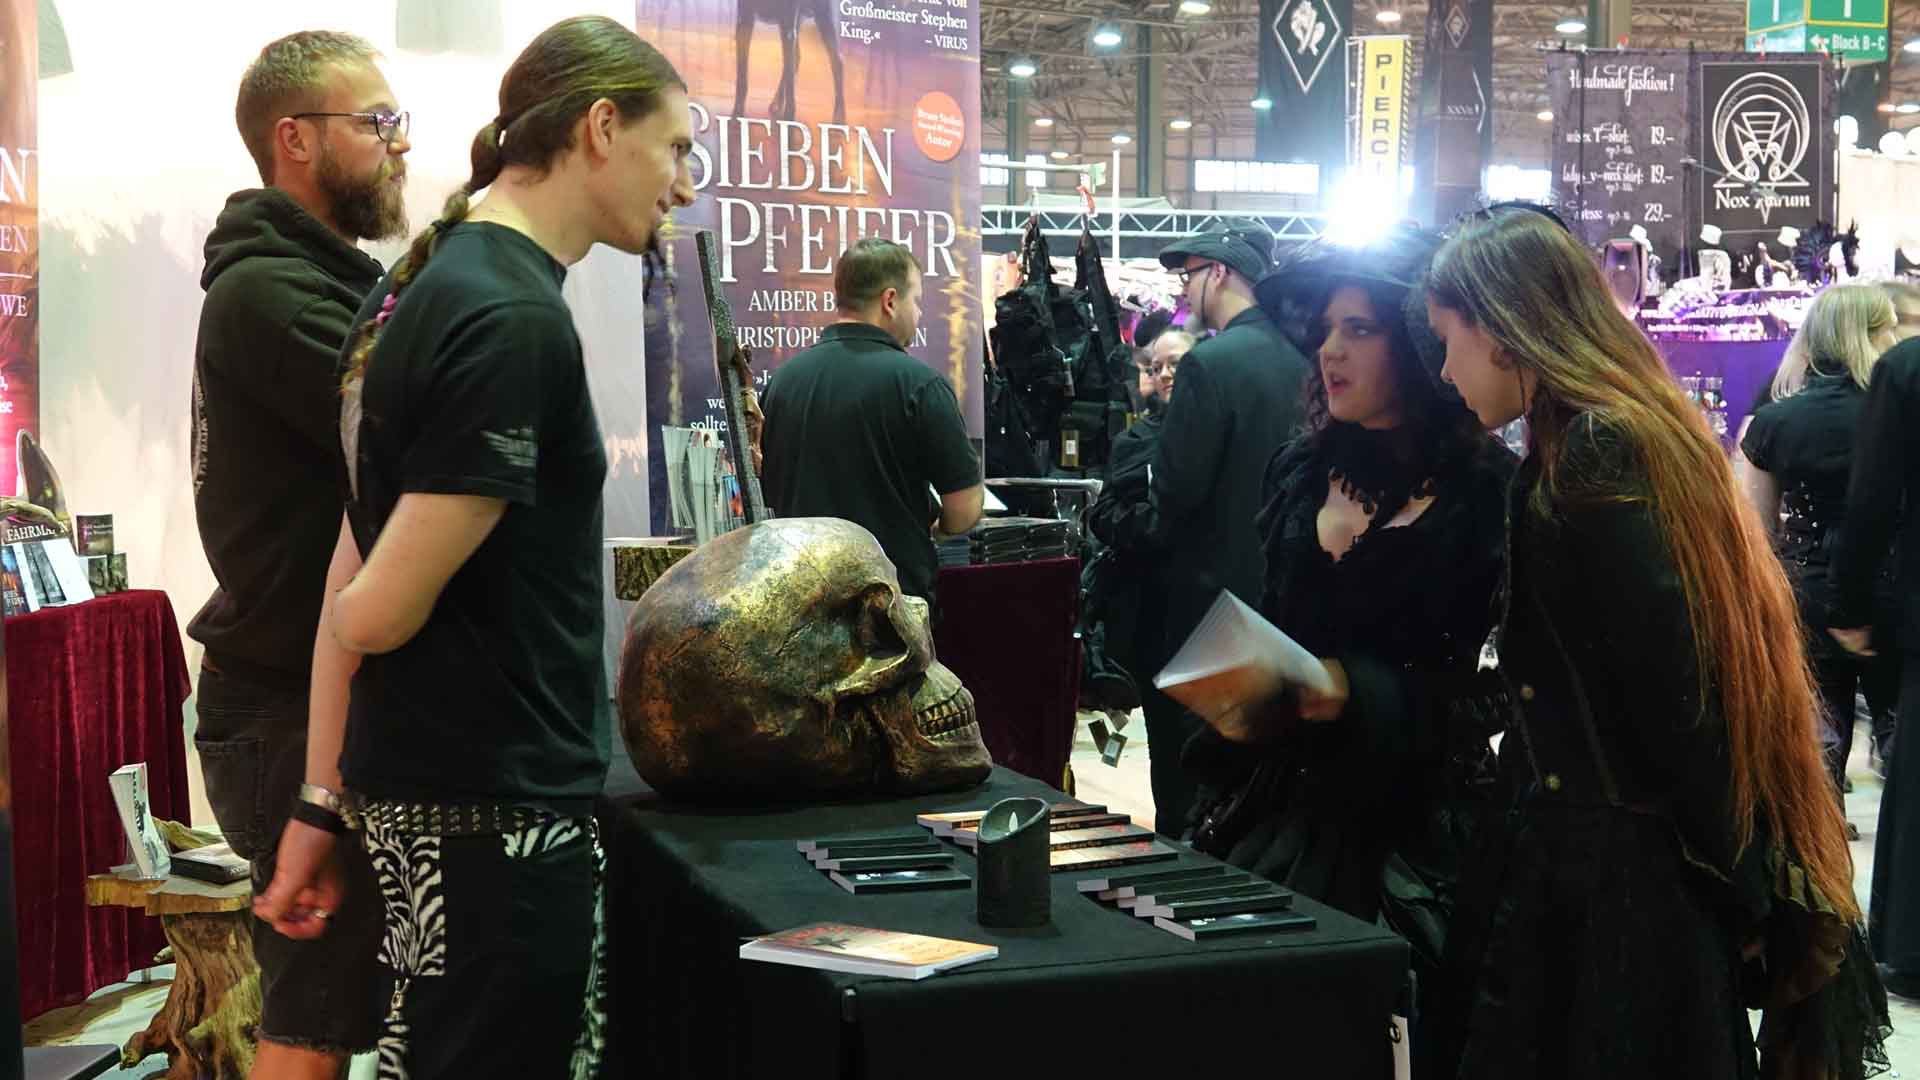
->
<box><xmin>342</xmin><ymin>13</ymin><xmax>684</xmax><ymax>388</ymax></box>
<box><xmin>342</xmin><ymin>122</ymin><xmax>508</xmax><ymax>389</ymax></box>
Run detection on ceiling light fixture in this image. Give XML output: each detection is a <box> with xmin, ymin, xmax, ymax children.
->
<box><xmin>1111</xmin><ymin>133</ymin><xmax>1133</xmax><ymax>145</ymax></box>
<box><xmin>1899</xmin><ymin>102</ymin><xmax>1920</xmax><ymax>115</ymax></box>
<box><xmin>1905</xmin><ymin>39</ymin><xmax>1920</xmax><ymax>54</ymax></box>
<box><xmin>1050</xmin><ymin>150</ymin><xmax>1070</xmax><ymax>159</ymax></box>
<box><xmin>1034</xmin><ymin>116</ymin><xmax>1054</xmax><ymax>127</ymax></box>
<box><xmin>1170</xmin><ymin>118</ymin><xmax>1194</xmax><ymax>130</ymax></box>
<box><xmin>1092</xmin><ymin>24</ymin><xmax>1123</xmax><ymax>47</ymax></box>
<box><xmin>1179</xmin><ymin>0</ymin><xmax>1212</xmax><ymax>14</ymax></box>
<box><xmin>1556</xmin><ymin>18</ymin><xmax>1587</xmax><ymax>34</ymax></box>
<box><xmin>1537</xmin><ymin>109</ymin><xmax>1554</xmax><ymax>122</ymax></box>
<box><xmin>1008</xmin><ymin>57</ymin><xmax>1037</xmax><ymax>78</ymax></box>
<box><xmin>1251</xmin><ymin>96</ymin><xmax>1274</xmax><ymax>110</ymax></box>
<box><xmin>1376</xmin><ymin>8</ymin><xmax>1402</xmax><ymax>24</ymax></box>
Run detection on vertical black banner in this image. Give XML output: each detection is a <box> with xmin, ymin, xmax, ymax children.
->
<box><xmin>1696</xmin><ymin>57</ymin><xmax>1833</xmax><ymax>248</ymax></box>
<box><xmin>1257</xmin><ymin>0</ymin><xmax>1353</xmax><ymax>178</ymax></box>
<box><xmin>1413</xmin><ymin>0</ymin><xmax>1492</xmax><ymax>223</ymax></box>
<box><xmin>1547</xmin><ymin>52</ymin><xmax>1689</xmax><ymax>259</ymax></box>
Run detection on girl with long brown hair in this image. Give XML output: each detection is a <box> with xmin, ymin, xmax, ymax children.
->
<box><xmin>253</xmin><ymin>16</ymin><xmax>696</xmax><ymax>1077</ymax></box>
<box><xmin>1422</xmin><ymin>206</ymin><xmax>1888</xmax><ymax>1079</ymax></box>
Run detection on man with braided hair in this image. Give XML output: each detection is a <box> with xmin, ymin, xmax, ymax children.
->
<box><xmin>189</xmin><ymin>29</ymin><xmax>407</xmax><ymax>1078</ymax></box>
<box><xmin>254</xmin><ymin>16</ymin><xmax>696</xmax><ymax>1078</ymax></box>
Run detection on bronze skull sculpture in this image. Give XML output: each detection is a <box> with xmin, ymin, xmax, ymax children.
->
<box><xmin>618</xmin><ymin>517</ymin><xmax>993</xmax><ymax>801</ymax></box>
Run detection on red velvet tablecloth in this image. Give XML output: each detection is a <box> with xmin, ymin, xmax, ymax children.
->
<box><xmin>933</xmin><ymin>558</ymin><xmax>1081</xmax><ymax>788</ymax></box>
<box><xmin>6</xmin><ymin>591</ymin><xmax>190</xmax><ymax>1019</ymax></box>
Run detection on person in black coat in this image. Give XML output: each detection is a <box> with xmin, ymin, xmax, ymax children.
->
<box><xmin>1085</xmin><ymin>330</ymin><xmax>1194</xmax><ymax>709</ymax></box>
<box><xmin>1141</xmin><ymin>219</ymin><xmax>1310</xmax><ymax>834</ymax></box>
<box><xmin>1741</xmin><ymin>284</ymin><xmax>1902</xmax><ymax>818</ymax></box>
<box><xmin>1181</xmin><ymin>225</ymin><xmax>1514</xmax><ymax>1073</ymax></box>
<box><xmin>1424</xmin><ymin>205</ymin><xmax>1886</xmax><ymax>1080</ymax></box>
<box><xmin>1828</xmin><ymin>332</ymin><xmax>1920</xmax><ymax>996</ymax></box>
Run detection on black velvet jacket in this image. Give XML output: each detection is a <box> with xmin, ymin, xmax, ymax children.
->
<box><xmin>1185</xmin><ymin>426</ymin><xmax>1515</xmax><ymax>971</ymax></box>
<box><xmin>1438</xmin><ymin>413</ymin><xmax>1889</xmax><ymax>1080</ymax></box>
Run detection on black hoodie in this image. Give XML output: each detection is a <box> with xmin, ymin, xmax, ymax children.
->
<box><xmin>189</xmin><ymin>188</ymin><xmax>384</xmax><ymax>690</ymax></box>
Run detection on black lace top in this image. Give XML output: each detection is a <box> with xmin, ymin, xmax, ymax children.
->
<box><xmin>1185</xmin><ymin>423</ymin><xmax>1515</xmax><ymax>978</ymax></box>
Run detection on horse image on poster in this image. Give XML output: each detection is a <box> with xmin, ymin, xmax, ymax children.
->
<box><xmin>733</xmin><ymin>0</ymin><xmax>847</xmax><ymax>124</ymax></box>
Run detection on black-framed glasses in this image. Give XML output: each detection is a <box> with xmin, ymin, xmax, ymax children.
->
<box><xmin>1176</xmin><ymin>263</ymin><xmax>1216</xmax><ymax>287</ymax></box>
<box><xmin>289</xmin><ymin>109</ymin><xmax>410</xmax><ymax>147</ymax></box>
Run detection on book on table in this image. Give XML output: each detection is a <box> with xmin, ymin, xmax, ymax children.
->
<box><xmin>107</xmin><ymin>763</ymin><xmax>171</xmax><ymax>880</ymax></box>
<box><xmin>1076</xmin><ymin>863</ymin><xmax>1233</xmax><ymax>898</ymax></box>
<box><xmin>1153</xmin><ymin>909</ymin><xmax>1319</xmax><ymax>941</ymax></box>
<box><xmin>828</xmin><ymin>868</ymin><xmax>971</xmax><ymax>894</ymax></box>
<box><xmin>811</xmin><ymin>852</ymin><xmax>955</xmax><ymax>873</ymax></box>
<box><xmin>916</xmin><ymin>802</ymin><xmax>1107</xmax><ymax>836</ymax></box>
<box><xmin>797</xmin><ymin>832</ymin><xmax>932</xmax><ymax>854</ymax></box>
<box><xmin>951</xmin><ymin>822</ymin><xmax>1151</xmax><ymax>851</ymax></box>
<box><xmin>1121</xmin><ymin>878</ymin><xmax>1265</xmax><ymax>911</ymax></box>
<box><xmin>170</xmin><ymin>842</ymin><xmax>249</xmax><ymax>885</ymax></box>
<box><xmin>804</xmin><ymin>839</ymin><xmax>943</xmax><ymax>863</ymax></box>
<box><xmin>739</xmin><ymin>922</ymin><xmax>997</xmax><ymax>980</ymax></box>
<box><xmin>1134</xmin><ymin>887</ymin><xmax>1296</xmax><ymax>922</ymax></box>
<box><xmin>1047</xmin><ymin>840</ymin><xmax>1181</xmax><ymax>872</ymax></box>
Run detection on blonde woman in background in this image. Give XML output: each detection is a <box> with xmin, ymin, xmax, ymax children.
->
<box><xmin>1741</xmin><ymin>284</ymin><xmax>1902</xmax><ymax>821</ymax></box>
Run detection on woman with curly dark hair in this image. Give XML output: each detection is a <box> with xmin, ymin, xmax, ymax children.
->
<box><xmin>1183</xmin><ymin>224</ymin><xmax>1514</xmax><ymax>1072</ymax></box>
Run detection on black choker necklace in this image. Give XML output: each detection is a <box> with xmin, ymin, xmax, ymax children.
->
<box><xmin>1324</xmin><ymin>423</ymin><xmax>1437</xmax><ymax>522</ymax></box>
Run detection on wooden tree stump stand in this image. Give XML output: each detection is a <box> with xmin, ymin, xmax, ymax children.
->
<box><xmin>85</xmin><ymin>872</ymin><xmax>257</xmax><ymax>1080</ymax></box>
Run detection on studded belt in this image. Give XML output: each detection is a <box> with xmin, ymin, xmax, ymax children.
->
<box><xmin>343</xmin><ymin>796</ymin><xmax>562</xmax><ymax>837</ymax></box>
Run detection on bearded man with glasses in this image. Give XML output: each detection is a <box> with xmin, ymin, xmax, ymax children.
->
<box><xmin>188</xmin><ymin>30</ymin><xmax>410</xmax><ymax>1079</ymax></box>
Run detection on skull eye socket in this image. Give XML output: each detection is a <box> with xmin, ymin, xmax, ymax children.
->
<box><xmin>853</xmin><ymin>588</ymin><xmax>910</xmax><ymax>661</ymax></box>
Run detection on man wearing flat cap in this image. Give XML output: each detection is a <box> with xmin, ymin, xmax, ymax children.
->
<box><xmin>1143</xmin><ymin>218</ymin><xmax>1309</xmax><ymax>836</ymax></box>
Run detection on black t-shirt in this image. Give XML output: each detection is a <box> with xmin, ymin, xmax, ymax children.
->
<box><xmin>341</xmin><ymin>221</ymin><xmax>609</xmax><ymax>812</ymax></box>
<box><xmin>760</xmin><ymin>322</ymin><xmax>979</xmax><ymax>600</ymax></box>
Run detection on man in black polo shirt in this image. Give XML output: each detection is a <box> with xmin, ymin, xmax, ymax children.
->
<box><xmin>761</xmin><ymin>238</ymin><xmax>983</xmax><ymax>602</ymax></box>
<box><xmin>1144</xmin><ymin>218</ymin><xmax>1309</xmax><ymax>835</ymax></box>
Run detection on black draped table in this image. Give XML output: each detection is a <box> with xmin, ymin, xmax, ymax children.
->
<box><xmin>596</xmin><ymin>753</ymin><xmax>1407</xmax><ymax>1079</ymax></box>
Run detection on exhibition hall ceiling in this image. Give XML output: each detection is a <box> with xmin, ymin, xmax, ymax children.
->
<box><xmin>981</xmin><ymin>0</ymin><xmax>1920</xmax><ymax>169</ymax></box>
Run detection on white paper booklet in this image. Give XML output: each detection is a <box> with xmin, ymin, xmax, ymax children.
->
<box><xmin>1154</xmin><ymin>591</ymin><xmax>1335</xmax><ymax>718</ymax></box>
<box><xmin>108</xmin><ymin>763</ymin><xmax>171</xmax><ymax>880</ymax></box>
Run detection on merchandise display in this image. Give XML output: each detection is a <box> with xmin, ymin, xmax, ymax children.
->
<box><xmin>738</xmin><ymin>923</ymin><xmax>999</xmax><ymax>981</ymax></box>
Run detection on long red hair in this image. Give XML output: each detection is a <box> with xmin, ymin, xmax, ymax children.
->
<box><xmin>1429</xmin><ymin>208</ymin><xmax>1858</xmax><ymax>921</ymax></box>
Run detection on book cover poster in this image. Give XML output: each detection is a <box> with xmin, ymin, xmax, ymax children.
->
<box><xmin>632</xmin><ymin>0</ymin><xmax>984</xmax><ymax>460</ymax></box>
<box><xmin>0</xmin><ymin>0</ymin><xmax>33</xmax><ymax>502</ymax></box>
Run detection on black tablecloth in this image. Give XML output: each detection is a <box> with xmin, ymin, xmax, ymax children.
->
<box><xmin>596</xmin><ymin>751</ymin><xmax>1407</xmax><ymax>1079</ymax></box>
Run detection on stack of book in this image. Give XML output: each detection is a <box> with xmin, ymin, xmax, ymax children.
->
<box><xmin>936</xmin><ymin>535</ymin><xmax>971</xmax><ymax>568</ymax></box>
<box><xmin>796</xmin><ymin>831</ymin><xmax>969</xmax><ymax>894</ymax></box>
<box><xmin>1074</xmin><ymin>863</ymin><xmax>1317</xmax><ymax>940</ymax></box>
<box><xmin>2</xmin><ymin>518</ymin><xmax>94</xmax><ymax>616</ymax></box>
<box><xmin>917</xmin><ymin>802</ymin><xmax>1180</xmax><ymax>872</ymax></box>
<box><xmin>965</xmin><ymin>517</ymin><xmax>1072</xmax><ymax>566</ymax></box>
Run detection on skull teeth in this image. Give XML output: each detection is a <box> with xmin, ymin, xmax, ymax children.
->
<box><xmin>915</xmin><ymin>693</ymin><xmax>979</xmax><ymax>743</ymax></box>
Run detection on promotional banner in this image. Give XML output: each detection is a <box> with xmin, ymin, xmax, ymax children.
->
<box><xmin>1352</xmin><ymin>35</ymin><xmax>1411</xmax><ymax>184</ymax></box>
<box><xmin>632</xmin><ymin>0</ymin><xmax>983</xmax><ymax>478</ymax></box>
<box><xmin>1697</xmin><ymin>58</ymin><xmax>1833</xmax><ymax>246</ymax></box>
<box><xmin>1257</xmin><ymin>0</ymin><xmax>1352</xmax><ymax>179</ymax></box>
<box><xmin>1547</xmin><ymin>51</ymin><xmax>1689</xmax><ymax>258</ymax></box>
<box><xmin>1412</xmin><ymin>0</ymin><xmax>1491</xmax><ymax>223</ymax></box>
<box><xmin>0</xmin><ymin>0</ymin><xmax>35</xmax><ymax>506</ymax></box>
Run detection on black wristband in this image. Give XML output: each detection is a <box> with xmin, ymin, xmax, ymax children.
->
<box><xmin>289</xmin><ymin>799</ymin><xmax>347</xmax><ymax>835</ymax></box>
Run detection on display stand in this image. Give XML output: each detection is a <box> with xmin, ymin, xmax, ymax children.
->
<box><xmin>82</xmin><ymin>873</ymin><xmax>257</xmax><ymax>1080</ymax></box>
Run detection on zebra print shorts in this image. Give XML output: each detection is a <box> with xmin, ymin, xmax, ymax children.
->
<box><xmin>361</xmin><ymin>816</ymin><xmax>608</xmax><ymax>1079</ymax></box>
